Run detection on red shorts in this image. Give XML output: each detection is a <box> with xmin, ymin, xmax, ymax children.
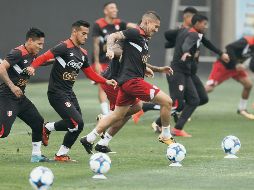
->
<box><xmin>207</xmin><ymin>60</ymin><xmax>248</xmax><ymax>86</ymax></box>
<box><xmin>116</xmin><ymin>78</ymin><xmax>160</xmax><ymax>106</ymax></box>
<box><xmin>101</xmin><ymin>83</ymin><xmax>119</xmax><ymax>111</ymax></box>
<box><xmin>91</xmin><ymin>63</ymin><xmax>108</xmax><ymax>73</ymax></box>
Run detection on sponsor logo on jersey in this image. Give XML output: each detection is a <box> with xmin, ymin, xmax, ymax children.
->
<box><xmin>7</xmin><ymin>111</ymin><xmax>12</xmax><ymax>117</ymax></box>
<box><xmin>24</xmin><ymin>60</ymin><xmax>28</xmax><ymax>64</ymax></box>
<box><xmin>70</xmin><ymin>53</ymin><xmax>74</xmax><ymax>57</ymax></box>
<box><xmin>67</xmin><ymin>60</ymin><xmax>83</xmax><ymax>70</ymax></box>
<box><xmin>65</xmin><ymin>102</ymin><xmax>71</xmax><ymax>107</ymax></box>
<box><xmin>103</xmin><ymin>29</ymin><xmax>107</xmax><ymax>34</ymax></box>
<box><xmin>63</xmin><ymin>71</ymin><xmax>78</xmax><ymax>82</ymax></box>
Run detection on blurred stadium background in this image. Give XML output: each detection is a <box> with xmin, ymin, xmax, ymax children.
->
<box><xmin>0</xmin><ymin>0</ymin><xmax>253</xmax><ymax>81</ymax></box>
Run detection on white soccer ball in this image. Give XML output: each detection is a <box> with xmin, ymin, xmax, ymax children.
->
<box><xmin>221</xmin><ymin>135</ymin><xmax>241</xmax><ymax>155</ymax></box>
<box><xmin>166</xmin><ymin>143</ymin><xmax>186</xmax><ymax>163</ymax></box>
<box><xmin>29</xmin><ymin>166</ymin><xmax>54</xmax><ymax>190</ymax></box>
<box><xmin>89</xmin><ymin>153</ymin><xmax>111</xmax><ymax>174</ymax></box>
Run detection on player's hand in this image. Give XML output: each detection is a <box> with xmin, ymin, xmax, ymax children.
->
<box><xmin>159</xmin><ymin>66</ymin><xmax>173</xmax><ymax>75</ymax></box>
<box><xmin>145</xmin><ymin>67</ymin><xmax>154</xmax><ymax>78</ymax></box>
<box><xmin>10</xmin><ymin>85</ymin><xmax>23</xmax><ymax>98</ymax></box>
<box><xmin>106</xmin><ymin>79</ymin><xmax>118</xmax><ymax>88</ymax></box>
<box><xmin>106</xmin><ymin>50</ymin><xmax>114</xmax><ymax>60</ymax></box>
<box><xmin>25</xmin><ymin>66</ymin><xmax>35</xmax><ymax>76</ymax></box>
<box><xmin>221</xmin><ymin>53</ymin><xmax>230</xmax><ymax>63</ymax></box>
<box><xmin>181</xmin><ymin>53</ymin><xmax>191</xmax><ymax>61</ymax></box>
<box><xmin>94</xmin><ymin>62</ymin><xmax>102</xmax><ymax>74</ymax></box>
<box><xmin>235</xmin><ymin>64</ymin><xmax>245</xmax><ymax>71</ymax></box>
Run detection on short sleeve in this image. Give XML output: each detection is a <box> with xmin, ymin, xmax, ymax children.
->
<box><xmin>122</xmin><ymin>28</ymin><xmax>140</xmax><ymax>41</ymax></box>
<box><xmin>92</xmin><ymin>23</ymin><xmax>101</xmax><ymax>37</ymax></box>
<box><xmin>50</xmin><ymin>42</ymin><xmax>68</xmax><ymax>57</ymax></box>
<box><xmin>5</xmin><ymin>49</ymin><xmax>22</xmax><ymax>67</ymax></box>
<box><xmin>81</xmin><ymin>54</ymin><xmax>90</xmax><ymax>69</ymax></box>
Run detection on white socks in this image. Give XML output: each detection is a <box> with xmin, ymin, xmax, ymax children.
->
<box><xmin>45</xmin><ymin>122</ymin><xmax>55</xmax><ymax>131</ymax></box>
<box><xmin>56</xmin><ymin>145</ymin><xmax>70</xmax><ymax>156</ymax></box>
<box><xmin>86</xmin><ymin>129</ymin><xmax>100</xmax><ymax>143</ymax></box>
<box><xmin>161</xmin><ymin>125</ymin><xmax>172</xmax><ymax>139</ymax></box>
<box><xmin>238</xmin><ymin>98</ymin><xmax>248</xmax><ymax>111</ymax></box>
<box><xmin>32</xmin><ymin>141</ymin><xmax>42</xmax><ymax>156</ymax></box>
<box><xmin>97</xmin><ymin>132</ymin><xmax>113</xmax><ymax>146</ymax></box>
<box><xmin>101</xmin><ymin>102</ymin><xmax>109</xmax><ymax>115</ymax></box>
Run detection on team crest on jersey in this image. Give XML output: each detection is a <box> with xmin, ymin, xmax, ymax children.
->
<box><xmin>115</xmin><ymin>25</ymin><xmax>120</xmax><ymax>30</ymax></box>
<box><xmin>69</xmin><ymin>53</ymin><xmax>74</xmax><ymax>57</ymax></box>
<box><xmin>65</xmin><ymin>102</ymin><xmax>71</xmax><ymax>107</ymax></box>
<box><xmin>7</xmin><ymin>111</ymin><xmax>12</xmax><ymax>117</ymax></box>
<box><xmin>103</xmin><ymin>29</ymin><xmax>107</xmax><ymax>34</ymax></box>
<box><xmin>179</xmin><ymin>85</ymin><xmax>184</xmax><ymax>91</ymax></box>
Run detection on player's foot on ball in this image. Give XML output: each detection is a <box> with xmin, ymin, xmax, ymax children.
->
<box><xmin>237</xmin><ymin>109</ymin><xmax>254</xmax><ymax>120</ymax></box>
<box><xmin>158</xmin><ymin>135</ymin><xmax>176</xmax><ymax>145</ymax></box>
<box><xmin>132</xmin><ymin>110</ymin><xmax>144</xmax><ymax>124</ymax></box>
<box><xmin>42</xmin><ymin>122</ymin><xmax>50</xmax><ymax>146</ymax></box>
<box><xmin>31</xmin><ymin>155</ymin><xmax>51</xmax><ymax>163</ymax></box>
<box><xmin>171</xmin><ymin>128</ymin><xmax>192</xmax><ymax>137</ymax></box>
<box><xmin>95</xmin><ymin>144</ymin><xmax>113</xmax><ymax>153</ymax></box>
<box><xmin>80</xmin><ymin>136</ymin><xmax>94</xmax><ymax>154</ymax></box>
<box><xmin>54</xmin><ymin>154</ymin><xmax>76</xmax><ymax>162</ymax></box>
<box><xmin>151</xmin><ymin>121</ymin><xmax>162</xmax><ymax>133</ymax></box>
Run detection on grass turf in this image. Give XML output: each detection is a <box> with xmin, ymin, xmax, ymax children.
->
<box><xmin>1</xmin><ymin>77</ymin><xmax>254</xmax><ymax>190</ymax></box>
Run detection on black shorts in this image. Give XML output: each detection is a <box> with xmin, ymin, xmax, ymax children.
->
<box><xmin>0</xmin><ymin>95</ymin><xmax>44</xmax><ymax>141</ymax></box>
<box><xmin>167</xmin><ymin>72</ymin><xmax>200</xmax><ymax>110</ymax></box>
<box><xmin>47</xmin><ymin>91</ymin><xmax>83</xmax><ymax>127</ymax></box>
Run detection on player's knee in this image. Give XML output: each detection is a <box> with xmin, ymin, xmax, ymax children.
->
<box><xmin>190</xmin><ymin>97</ymin><xmax>200</xmax><ymax>107</ymax></box>
<box><xmin>244</xmin><ymin>82</ymin><xmax>252</xmax><ymax>90</ymax></box>
<box><xmin>76</xmin><ymin>120</ymin><xmax>84</xmax><ymax>131</ymax></box>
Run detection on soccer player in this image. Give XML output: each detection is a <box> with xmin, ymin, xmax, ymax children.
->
<box><xmin>80</xmin><ymin>11</ymin><xmax>175</xmax><ymax>154</ymax></box>
<box><xmin>206</xmin><ymin>36</ymin><xmax>254</xmax><ymax>119</ymax></box>
<box><xmin>96</xmin><ymin>43</ymin><xmax>174</xmax><ymax>153</ymax></box>
<box><xmin>26</xmin><ymin>20</ymin><xmax>117</xmax><ymax>161</ymax></box>
<box><xmin>0</xmin><ymin>28</ymin><xmax>50</xmax><ymax>162</ymax></box>
<box><xmin>153</xmin><ymin>8</ymin><xmax>230</xmax><ymax>137</ymax></box>
<box><xmin>92</xmin><ymin>1</ymin><xmax>136</xmax><ymax>116</ymax></box>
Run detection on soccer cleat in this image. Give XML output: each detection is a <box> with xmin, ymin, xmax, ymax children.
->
<box><xmin>31</xmin><ymin>155</ymin><xmax>51</xmax><ymax>163</ymax></box>
<box><xmin>151</xmin><ymin>121</ymin><xmax>162</xmax><ymax>133</ymax></box>
<box><xmin>80</xmin><ymin>136</ymin><xmax>94</xmax><ymax>154</ymax></box>
<box><xmin>42</xmin><ymin>122</ymin><xmax>50</xmax><ymax>146</ymax></box>
<box><xmin>158</xmin><ymin>135</ymin><xmax>176</xmax><ymax>145</ymax></box>
<box><xmin>237</xmin><ymin>109</ymin><xmax>254</xmax><ymax>120</ymax></box>
<box><xmin>95</xmin><ymin>144</ymin><xmax>113</xmax><ymax>153</ymax></box>
<box><xmin>54</xmin><ymin>154</ymin><xmax>76</xmax><ymax>162</ymax></box>
<box><xmin>171</xmin><ymin>128</ymin><xmax>192</xmax><ymax>137</ymax></box>
<box><xmin>132</xmin><ymin>110</ymin><xmax>144</xmax><ymax>124</ymax></box>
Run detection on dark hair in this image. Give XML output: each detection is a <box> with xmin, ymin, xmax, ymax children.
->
<box><xmin>183</xmin><ymin>7</ymin><xmax>198</xmax><ymax>14</ymax></box>
<box><xmin>191</xmin><ymin>14</ymin><xmax>208</xmax><ymax>25</ymax></box>
<box><xmin>26</xmin><ymin>28</ymin><xmax>45</xmax><ymax>41</ymax></box>
<box><xmin>103</xmin><ymin>1</ymin><xmax>116</xmax><ymax>8</ymax></box>
<box><xmin>143</xmin><ymin>11</ymin><xmax>161</xmax><ymax>21</ymax></box>
<box><xmin>72</xmin><ymin>20</ymin><xmax>90</xmax><ymax>29</ymax></box>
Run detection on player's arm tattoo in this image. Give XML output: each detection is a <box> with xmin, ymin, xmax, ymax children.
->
<box><xmin>107</xmin><ymin>31</ymin><xmax>126</xmax><ymax>52</ymax></box>
<box><xmin>0</xmin><ymin>60</ymin><xmax>16</xmax><ymax>89</ymax></box>
<box><xmin>146</xmin><ymin>63</ymin><xmax>161</xmax><ymax>72</ymax></box>
<box><xmin>93</xmin><ymin>37</ymin><xmax>101</xmax><ymax>63</ymax></box>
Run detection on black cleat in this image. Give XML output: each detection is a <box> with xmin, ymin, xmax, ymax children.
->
<box><xmin>95</xmin><ymin>144</ymin><xmax>113</xmax><ymax>153</ymax></box>
<box><xmin>80</xmin><ymin>136</ymin><xmax>94</xmax><ymax>154</ymax></box>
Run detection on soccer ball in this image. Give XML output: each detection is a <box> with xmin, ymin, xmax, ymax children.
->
<box><xmin>221</xmin><ymin>135</ymin><xmax>241</xmax><ymax>155</ymax></box>
<box><xmin>89</xmin><ymin>153</ymin><xmax>111</xmax><ymax>174</ymax></box>
<box><xmin>166</xmin><ymin>143</ymin><xmax>186</xmax><ymax>163</ymax></box>
<box><xmin>29</xmin><ymin>166</ymin><xmax>54</xmax><ymax>190</ymax></box>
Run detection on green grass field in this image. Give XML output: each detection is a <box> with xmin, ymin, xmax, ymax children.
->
<box><xmin>1</xmin><ymin>77</ymin><xmax>254</xmax><ymax>190</ymax></box>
